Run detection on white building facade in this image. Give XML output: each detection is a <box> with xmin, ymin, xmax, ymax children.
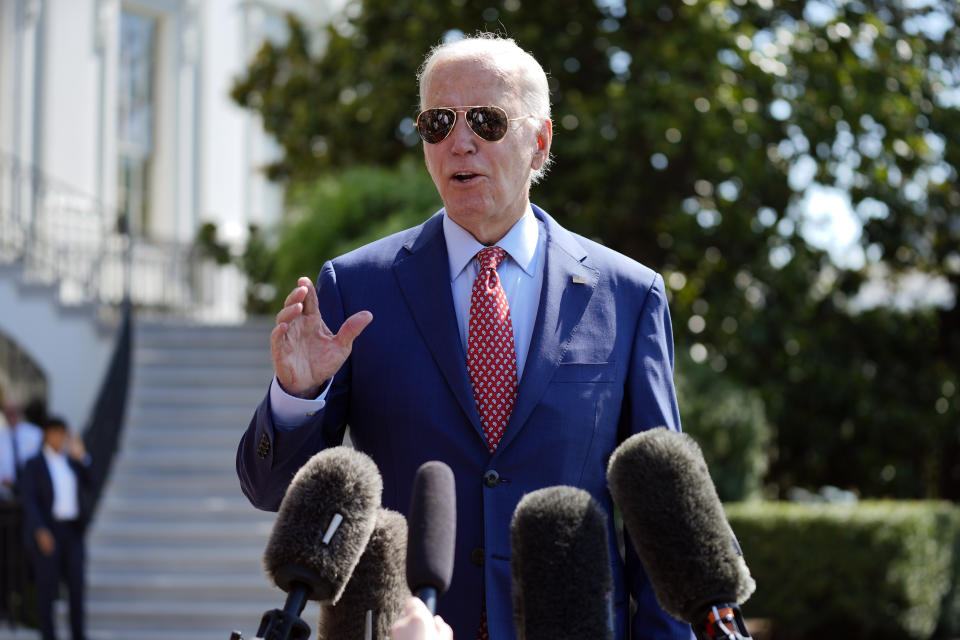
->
<box><xmin>0</xmin><ymin>0</ymin><xmax>333</xmax><ymax>422</ymax></box>
<box><xmin>0</xmin><ymin>0</ymin><xmax>333</xmax><ymax>295</ymax></box>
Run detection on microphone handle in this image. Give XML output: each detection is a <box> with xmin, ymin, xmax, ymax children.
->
<box><xmin>414</xmin><ymin>586</ymin><xmax>438</xmax><ymax>615</ymax></box>
<box><xmin>255</xmin><ymin>582</ymin><xmax>312</xmax><ymax>640</ymax></box>
<box><xmin>694</xmin><ymin>603</ymin><xmax>751</xmax><ymax>640</ymax></box>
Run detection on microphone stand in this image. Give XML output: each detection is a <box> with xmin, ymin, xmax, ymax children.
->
<box><xmin>231</xmin><ymin>581</ymin><xmax>312</xmax><ymax>640</ymax></box>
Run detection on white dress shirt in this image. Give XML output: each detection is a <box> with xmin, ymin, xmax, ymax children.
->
<box><xmin>270</xmin><ymin>206</ymin><xmax>546</xmax><ymax>428</ymax></box>
<box><xmin>42</xmin><ymin>445</ymin><xmax>80</xmax><ymax>522</ymax></box>
<box><xmin>12</xmin><ymin>420</ymin><xmax>44</xmax><ymax>468</ymax></box>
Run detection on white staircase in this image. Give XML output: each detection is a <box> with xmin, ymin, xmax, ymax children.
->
<box><xmin>73</xmin><ymin>321</ymin><xmax>318</xmax><ymax>640</ymax></box>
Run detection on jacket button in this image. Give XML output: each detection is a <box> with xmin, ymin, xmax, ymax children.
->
<box><xmin>257</xmin><ymin>434</ymin><xmax>270</xmax><ymax>459</ymax></box>
<box><xmin>483</xmin><ymin>469</ymin><xmax>500</xmax><ymax>488</ymax></box>
<box><xmin>471</xmin><ymin>548</ymin><xmax>485</xmax><ymax>566</ymax></box>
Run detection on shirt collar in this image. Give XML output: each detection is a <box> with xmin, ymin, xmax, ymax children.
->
<box><xmin>443</xmin><ymin>206</ymin><xmax>539</xmax><ymax>281</ymax></box>
<box><xmin>42</xmin><ymin>445</ymin><xmax>66</xmax><ymax>463</ymax></box>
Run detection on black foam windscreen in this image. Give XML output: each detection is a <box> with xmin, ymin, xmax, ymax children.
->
<box><xmin>606</xmin><ymin>427</ymin><xmax>755</xmax><ymax>623</ymax></box>
<box><xmin>510</xmin><ymin>486</ymin><xmax>615</xmax><ymax>640</ymax></box>
<box><xmin>263</xmin><ymin>446</ymin><xmax>383</xmax><ymax>604</ymax></box>
<box><xmin>405</xmin><ymin>460</ymin><xmax>456</xmax><ymax>596</ymax></box>
<box><xmin>317</xmin><ymin>508</ymin><xmax>412</xmax><ymax>640</ymax></box>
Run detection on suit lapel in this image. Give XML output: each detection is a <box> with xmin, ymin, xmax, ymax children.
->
<box><xmin>393</xmin><ymin>214</ymin><xmax>484</xmax><ymax>437</ymax></box>
<box><xmin>495</xmin><ymin>207</ymin><xmax>598</xmax><ymax>455</ymax></box>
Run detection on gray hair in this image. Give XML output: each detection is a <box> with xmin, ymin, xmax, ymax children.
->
<box><xmin>417</xmin><ymin>33</ymin><xmax>553</xmax><ymax>184</ymax></box>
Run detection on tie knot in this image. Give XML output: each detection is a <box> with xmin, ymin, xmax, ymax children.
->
<box><xmin>476</xmin><ymin>246</ymin><xmax>506</xmax><ymax>271</ymax></box>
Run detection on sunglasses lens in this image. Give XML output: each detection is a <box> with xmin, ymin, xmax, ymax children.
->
<box><xmin>466</xmin><ymin>107</ymin><xmax>508</xmax><ymax>141</ymax></box>
<box><xmin>417</xmin><ymin>109</ymin><xmax>455</xmax><ymax>144</ymax></box>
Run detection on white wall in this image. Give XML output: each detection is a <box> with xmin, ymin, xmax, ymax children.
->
<box><xmin>0</xmin><ymin>266</ymin><xmax>115</xmax><ymax>429</ymax></box>
<box><xmin>41</xmin><ymin>0</ymin><xmax>102</xmax><ymax>198</ymax></box>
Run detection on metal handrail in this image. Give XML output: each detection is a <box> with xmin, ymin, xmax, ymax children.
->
<box><xmin>0</xmin><ymin>150</ymin><xmax>247</xmax><ymax>321</ymax></box>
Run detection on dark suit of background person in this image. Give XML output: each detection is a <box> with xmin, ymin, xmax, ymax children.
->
<box><xmin>20</xmin><ymin>418</ymin><xmax>90</xmax><ymax>640</ymax></box>
<box><xmin>237</xmin><ymin>36</ymin><xmax>693</xmax><ymax>640</ymax></box>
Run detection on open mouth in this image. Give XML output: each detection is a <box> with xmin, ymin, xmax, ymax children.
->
<box><xmin>453</xmin><ymin>172</ymin><xmax>480</xmax><ymax>183</ymax></box>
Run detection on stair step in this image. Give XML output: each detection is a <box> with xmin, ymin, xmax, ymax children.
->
<box><xmin>88</xmin><ymin>518</ymin><xmax>274</xmax><ymax>544</ymax></box>
<box><xmin>124</xmin><ymin>404</ymin><xmax>258</xmax><ymax>427</ymax></box>
<box><xmin>101</xmin><ymin>474</ymin><xmax>247</xmax><ymax>497</ymax></box>
<box><xmin>120</xmin><ymin>426</ymin><xmax>246</xmax><ymax>449</ymax></box>
<box><xmin>134</xmin><ymin>347</ymin><xmax>271</xmax><ymax>367</ymax></box>
<box><xmin>87</xmin><ymin>541</ymin><xmax>268</xmax><ymax>569</ymax></box>
<box><xmin>130</xmin><ymin>386</ymin><xmax>269</xmax><ymax>406</ymax></box>
<box><xmin>86</xmin><ymin>571</ymin><xmax>279</xmax><ymax>602</ymax></box>
<box><xmin>136</xmin><ymin>321</ymin><xmax>274</xmax><ymax>346</ymax></box>
<box><xmin>67</xmin><ymin>598</ymin><xmax>322</xmax><ymax>635</ymax></box>
<box><xmin>133</xmin><ymin>366</ymin><xmax>272</xmax><ymax>388</ymax></box>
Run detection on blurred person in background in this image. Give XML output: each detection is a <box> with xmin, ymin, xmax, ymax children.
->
<box><xmin>20</xmin><ymin>416</ymin><xmax>91</xmax><ymax>640</ymax></box>
<box><xmin>8</xmin><ymin>398</ymin><xmax>46</xmax><ymax>472</ymax></box>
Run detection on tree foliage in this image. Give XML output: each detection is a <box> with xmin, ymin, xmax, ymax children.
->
<box><xmin>231</xmin><ymin>0</ymin><xmax>960</xmax><ymax>499</ymax></box>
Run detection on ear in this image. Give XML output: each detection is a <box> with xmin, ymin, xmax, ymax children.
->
<box><xmin>532</xmin><ymin>118</ymin><xmax>553</xmax><ymax>170</ymax></box>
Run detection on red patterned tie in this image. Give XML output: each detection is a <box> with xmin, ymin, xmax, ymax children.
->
<box><xmin>468</xmin><ymin>247</ymin><xmax>517</xmax><ymax>640</ymax></box>
<box><xmin>467</xmin><ymin>246</ymin><xmax>518</xmax><ymax>453</ymax></box>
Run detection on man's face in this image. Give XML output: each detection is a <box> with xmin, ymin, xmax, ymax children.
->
<box><xmin>45</xmin><ymin>427</ymin><xmax>67</xmax><ymax>453</ymax></box>
<box><xmin>421</xmin><ymin>57</ymin><xmax>541</xmax><ymax>244</ymax></box>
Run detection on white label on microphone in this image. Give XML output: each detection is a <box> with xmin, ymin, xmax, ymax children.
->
<box><xmin>322</xmin><ymin>512</ymin><xmax>344</xmax><ymax>545</ymax></box>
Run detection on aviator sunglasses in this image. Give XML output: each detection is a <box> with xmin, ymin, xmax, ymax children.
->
<box><xmin>415</xmin><ymin>106</ymin><xmax>535</xmax><ymax>144</ymax></box>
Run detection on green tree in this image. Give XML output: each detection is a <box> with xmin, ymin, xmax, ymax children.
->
<box><xmin>232</xmin><ymin>0</ymin><xmax>960</xmax><ymax>499</ymax></box>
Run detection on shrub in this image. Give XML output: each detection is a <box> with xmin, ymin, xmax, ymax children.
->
<box><xmin>725</xmin><ymin>501</ymin><xmax>960</xmax><ymax>640</ymax></box>
<box><xmin>675</xmin><ymin>351</ymin><xmax>771</xmax><ymax>501</ymax></box>
<box><xmin>271</xmin><ymin>162</ymin><xmax>440</xmax><ymax>305</ymax></box>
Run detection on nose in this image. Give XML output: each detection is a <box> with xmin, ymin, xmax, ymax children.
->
<box><xmin>447</xmin><ymin>113</ymin><xmax>477</xmax><ymax>155</ymax></box>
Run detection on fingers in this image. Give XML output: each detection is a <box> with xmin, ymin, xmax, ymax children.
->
<box><xmin>391</xmin><ymin>598</ymin><xmax>435</xmax><ymax>640</ymax></box>
<box><xmin>299</xmin><ymin>276</ymin><xmax>320</xmax><ymax>315</ymax></box>
<box><xmin>275</xmin><ymin>278</ymin><xmax>318</xmax><ymax>328</ymax></box>
<box><xmin>435</xmin><ymin>616</ymin><xmax>453</xmax><ymax>640</ymax></box>
<box><xmin>335</xmin><ymin>310</ymin><xmax>373</xmax><ymax>348</ymax></box>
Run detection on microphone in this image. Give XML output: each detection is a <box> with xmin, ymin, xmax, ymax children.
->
<box><xmin>317</xmin><ymin>508</ymin><xmax>412</xmax><ymax>640</ymax></box>
<box><xmin>405</xmin><ymin>460</ymin><xmax>456</xmax><ymax>614</ymax></box>
<box><xmin>607</xmin><ymin>427</ymin><xmax>756</xmax><ymax>640</ymax></box>
<box><xmin>258</xmin><ymin>446</ymin><xmax>383</xmax><ymax>640</ymax></box>
<box><xmin>510</xmin><ymin>486</ymin><xmax>615</xmax><ymax>640</ymax></box>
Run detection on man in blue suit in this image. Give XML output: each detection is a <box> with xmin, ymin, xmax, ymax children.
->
<box><xmin>238</xmin><ymin>34</ymin><xmax>692</xmax><ymax>640</ymax></box>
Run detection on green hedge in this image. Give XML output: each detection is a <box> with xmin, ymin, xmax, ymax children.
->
<box><xmin>725</xmin><ymin>501</ymin><xmax>960</xmax><ymax>640</ymax></box>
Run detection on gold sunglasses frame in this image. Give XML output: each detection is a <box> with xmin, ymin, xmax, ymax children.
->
<box><xmin>414</xmin><ymin>106</ymin><xmax>536</xmax><ymax>144</ymax></box>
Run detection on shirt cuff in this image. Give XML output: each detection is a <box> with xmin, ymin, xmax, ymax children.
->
<box><xmin>269</xmin><ymin>376</ymin><xmax>331</xmax><ymax>431</ymax></box>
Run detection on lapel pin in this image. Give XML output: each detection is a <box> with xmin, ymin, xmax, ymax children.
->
<box><xmin>572</xmin><ymin>275</ymin><xmax>589</xmax><ymax>284</ymax></box>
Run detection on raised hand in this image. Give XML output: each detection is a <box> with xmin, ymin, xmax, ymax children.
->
<box><xmin>271</xmin><ymin>276</ymin><xmax>373</xmax><ymax>398</ymax></box>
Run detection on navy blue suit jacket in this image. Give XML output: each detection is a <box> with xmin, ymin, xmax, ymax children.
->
<box><xmin>20</xmin><ymin>452</ymin><xmax>92</xmax><ymax>540</ymax></box>
<box><xmin>237</xmin><ymin>206</ymin><xmax>693</xmax><ymax>639</ymax></box>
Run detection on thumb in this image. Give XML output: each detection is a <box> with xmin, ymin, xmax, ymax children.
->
<box><xmin>335</xmin><ymin>310</ymin><xmax>373</xmax><ymax>348</ymax></box>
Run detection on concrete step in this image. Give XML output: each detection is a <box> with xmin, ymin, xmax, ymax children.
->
<box><xmin>103</xmin><ymin>467</ymin><xmax>246</xmax><ymax>496</ymax></box>
<box><xmin>87</xmin><ymin>541</ymin><xmax>268</xmax><ymax>571</ymax></box>
<box><xmin>88</xmin><ymin>518</ymin><xmax>273</xmax><ymax>545</ymax></box>
<box><xmin>94</xmin><ymin>499</ymin><xmax>271</xmax><ymax>529</ymax></box>
<box><xmin>134</xmin><ymin>347</ymin><xmax>271</xmax><ymax>368</ymax></box>
<box><xmin>86</xmin><ymin>569</ymin><xmax>278</xmax><ymax>602</ymax></box>
<box><xmin>136</xmin><ymin>321</ymin><xmax>274</xmax><ymax>347</ymax></box>
<box><xmin>110</xmin><ymin>457</ymin><xmax>237</xmax><ymax>478</ymax></box>
<box><xmin>70</xmin><ymin>598</ymin><xmax>322</xmax><ymax>636</ymax></box>
<box><xmin>119</xmin><ymin>425</ymin><xmax>247</xmax><ymax>449</ymax></box>
<box><xmin>129</xmin><ymin>385</ymin><xmax>269</xmax><ymax>407</ymax></box>
<box><xmin>123</xmin><ymin>404</ymin><xmax>258</xmax><ymax>428</ymax></box>
<box><xmin>132</xmin><ymin>365</ymin><xmax>272</xmax><ymax>388</ymax></box>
